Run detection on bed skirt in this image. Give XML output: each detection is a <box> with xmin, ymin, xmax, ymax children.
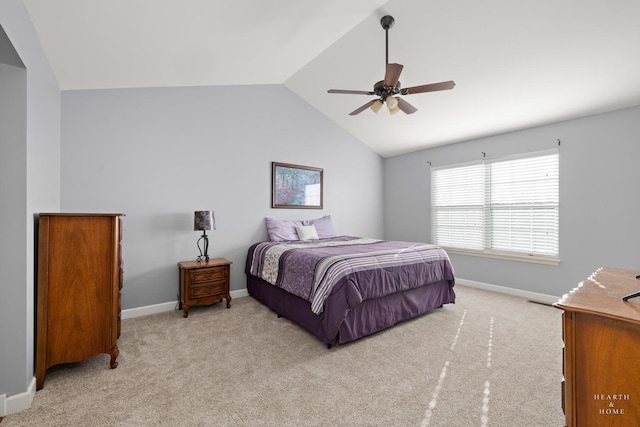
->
<box><xmin>246</xmin><ymin>274</ymin><xmax>455</xmax><ymax>346</ymax></box>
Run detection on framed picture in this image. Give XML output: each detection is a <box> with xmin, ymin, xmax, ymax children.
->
<box><xmin>272</xmin><ymin>162</ymin><xmax>323</xmax><ymax>209</ymax></box>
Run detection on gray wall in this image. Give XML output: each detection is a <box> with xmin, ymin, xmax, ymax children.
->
<box><xmin>385</xmin><ymin>105</ymin><xmax>640</xmax><ymax>297</ymax></box>
<box><xmin>0</xmin><ymin>54</ymin><xmax>28</xmax><ymax>401</ymax></box>
<box><xmin>0</xmin><ymin>0</ymin><xmax>60</xmax><ymax>401</ymax></box>
<box><xmin>61</xmin><ymin>85</ymin><xmax>384</xmax><ymax>309</ymax></box>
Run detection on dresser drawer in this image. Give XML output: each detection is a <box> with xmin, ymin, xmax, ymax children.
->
<box><xmin>189</xmin><ymin>267</ymin><xmax>228</xmax><ymax>284</ymax></box>
<box><xmin>189</xmin><ymin>281</ymin><xmax>227</xmax><ymax>298</ymax></box>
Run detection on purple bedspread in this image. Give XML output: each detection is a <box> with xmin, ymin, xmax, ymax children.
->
<box><xmin>246</xmin><ymin>236</ymin><xmax>455</xmax><ymax>315</ymax></box>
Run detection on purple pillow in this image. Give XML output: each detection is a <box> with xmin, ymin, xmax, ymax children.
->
<box><xmin>302</xmin><ymin>215</ymin><xmax>336</xmax><ymax>239</ymax></box>
<box><xmin>265</xmin><ymin>218</ymin><xmax>301</xmax><ymax>242</ymax></box>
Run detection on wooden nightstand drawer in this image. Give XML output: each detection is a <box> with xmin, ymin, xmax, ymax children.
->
<box><xmin>190</xmin><ymin>267</ymin><xmax>227</xmax><ymax>284</ymax></box>
<box><xmin>189</xmin><ymin>281</ymin><xmax>227</xmax><ymax>298</ymax></box>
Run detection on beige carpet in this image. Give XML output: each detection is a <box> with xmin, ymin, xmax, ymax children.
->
<box><xmin>3</xmin><ymin>285</ymin><xmax>565</xmax><ymax>426</ymax></box>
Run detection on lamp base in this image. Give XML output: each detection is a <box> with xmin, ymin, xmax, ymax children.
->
<box><xmin>196</xmin><ymin>233</ymin><xmax>210</xmax><ymax>262</ymax></box>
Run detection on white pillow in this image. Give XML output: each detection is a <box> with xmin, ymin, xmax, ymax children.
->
<box><xmin>296</xmin><ymin>224</ymin><xmax>319</xmax><ymax>241</ymax></box>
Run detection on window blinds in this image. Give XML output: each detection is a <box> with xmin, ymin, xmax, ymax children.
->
<box><xmin>431</xmin><ymin>150</ymin><xmax>559</xmax><ymax>259</ymax></box>
<box><xmin>431</xmin><ymin>162</ymin><xmax>485</xmax><ymax>250</ymax></box>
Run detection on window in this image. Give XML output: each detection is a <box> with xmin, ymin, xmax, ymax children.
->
<box><xmin>431</xmin><ymin>150</ymin><xmax>559</xmax><ymax>263</ymax></box>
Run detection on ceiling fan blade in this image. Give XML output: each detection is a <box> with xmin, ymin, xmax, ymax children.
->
<box><xmin>383</xmin><ymin>63</ymin><xmax>404</xmax><ymax>87</ymax></box>
<box><xmin>328</xmin><ymin>89</ymin><xmax>375</xmax><ymax>95</ymax></box>
<box><xmin>397</xmin><ymin>98</ymin><xmax>418</xmax><ymax>114</ymax></box>
<box><xmin>400</xmin><ymin>80</ymin><xmax>456</xmax><ymax>95</ymax></box>
<box><xmin>349</xmin><ymin>100</ymin><xmax>377</xmax><ymax>115</ymax></box>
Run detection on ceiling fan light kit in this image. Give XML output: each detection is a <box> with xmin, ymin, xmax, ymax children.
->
<box><xmin>327</xmin><ymin>15</ymin><xmax>455</xmax><ymax>116</ymax></box>
<box><xmin>371</xmin><ymin>99</ymin><xmax>384</xmax><ymax>113</ymax></box>
<box><xmin>387</xmin><ymin>96</ymin><xmax>401</xmax><ymax>114</ymax></box>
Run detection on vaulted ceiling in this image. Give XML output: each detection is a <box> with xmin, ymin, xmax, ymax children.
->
<box><xmin>22</xmin><ymin>0</ymin><xmax>640</xmax><ymax>157</ymax></box>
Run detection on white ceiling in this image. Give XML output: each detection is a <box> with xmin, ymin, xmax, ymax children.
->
<box><xmin>22</xmin><ymin>0</ymin><xmax>640</xmax><ymax>157</ymax></box>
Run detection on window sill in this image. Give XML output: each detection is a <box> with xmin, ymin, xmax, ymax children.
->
<box><xmin>442</xmin><ymin>247</ymin><xmax>560</xmax><ymax>266</ymax></box>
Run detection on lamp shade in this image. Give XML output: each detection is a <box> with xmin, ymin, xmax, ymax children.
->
<box><xmin>386</xmin><ymin>96</ymin><xmax>398</xmax><ymax>109</ymax></box>
<box><xmin>370</xmin><ymin>99</ymin><xmax>383</xmax><ymax>113</ymax></box>
<box><xmin>194</xmin><ymin>211</ymin><xmax>215</xmax><ymax>231</ymax></box>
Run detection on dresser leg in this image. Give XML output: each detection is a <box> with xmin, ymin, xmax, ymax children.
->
<box><xmin>226</xmin><ymin>296</ymin><xmax>232</xmax><ymax>309</ymax></box>
<box><xmin>110</xmin><ymin>345</ymin><xmax>120</xmax><ymax>369</ymax></box>
<box><xmin>183</xmin><ymin>305</ymin><xmax>189</xmax><ymax>318</ymax></box>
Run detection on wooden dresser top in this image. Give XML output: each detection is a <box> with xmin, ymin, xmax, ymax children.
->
<box><xmin>554</xmin><ymin>267</ymin><xmax>640</xmax><ymax>324</ymax></box>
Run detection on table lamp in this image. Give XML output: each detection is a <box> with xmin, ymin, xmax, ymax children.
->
<box><xmin>194</xmin><ymin>210</ymin><xmax>215</xmax><ymax>262</ymax></box>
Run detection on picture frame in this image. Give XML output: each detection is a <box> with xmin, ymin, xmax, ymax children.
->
<box><xmin>272</xmin><ymin>162</ymin><xmax>323</xmax><ymax>209</ymax></box>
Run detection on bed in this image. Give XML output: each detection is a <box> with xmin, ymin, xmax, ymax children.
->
<box><xmin>245</xmin><ymin>216</ymin><xmax>456</xmax><ymax>347</ymax></box>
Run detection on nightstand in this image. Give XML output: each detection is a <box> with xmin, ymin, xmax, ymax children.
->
<box><xmin>178</xmin><ymin>258</ymin><xmax>232</xmax><ymax>318</ymax></box>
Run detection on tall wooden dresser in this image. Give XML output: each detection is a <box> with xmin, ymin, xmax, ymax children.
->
<box><xmin>554</xmin><ymin>267</ymin><xmax>640</xmax><ymax>426</ymax></box>
<box><xmin>36</xmin><ymin>213</ymin><xmax>124</xmax><ymax>390</ymax></box>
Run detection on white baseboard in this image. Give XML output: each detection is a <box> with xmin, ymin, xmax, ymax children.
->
<box><xmin>121</xmin><ymin>288</ymin><xmax>249</xmax><ymax>320</ymax></box>
<box><xmin>1</xmin><ymin>377</ymin><xmax>35</xmax><ymax>416</ymax></box>
<box><xmin>456</xmin><ymin>278</ymin><xmax>560</xmax><ymax>305</ymax></box>
<box><xmin>121</xmin><ymin>301</ymin><xmax>177</xmax><ymax>320</ymax></box>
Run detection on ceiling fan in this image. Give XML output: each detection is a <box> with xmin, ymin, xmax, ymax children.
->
<box><xmin>327</xmin><ymin>15</ymin><xmax>455</xmax><ymax>116</ymax></box>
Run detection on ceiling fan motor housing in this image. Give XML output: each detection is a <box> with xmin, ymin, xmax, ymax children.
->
<box><xmin>374</xmin><ymin>80</ymin><xmax>401</xmax><ymax>101</ymax></box>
